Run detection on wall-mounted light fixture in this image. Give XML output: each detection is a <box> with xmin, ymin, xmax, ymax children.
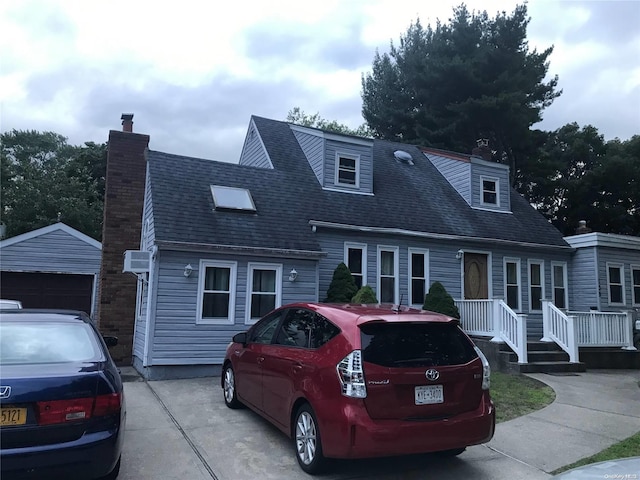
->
<box><xmin>288</xmin><ymin>268</ymin><xmax>298</xmax><ymax>282</ymax></box>
<box><xmin>183</xmin><ymin>264</ymin><xmax>193</xmax><ymax>277</ymax></box>
<box><xmin>456</xmin><ymin>249</ymin><xmax>464</xmax><ymax>260</ymax></box>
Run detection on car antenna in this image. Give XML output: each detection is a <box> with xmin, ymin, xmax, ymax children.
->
<box><xmin>394</xmin><ymin>294</ymin><xmax>404</xmax><ymax>313</ymax></box>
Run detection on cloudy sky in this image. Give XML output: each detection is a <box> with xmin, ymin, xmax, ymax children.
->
<box><xmin>1</xmin><ymin>0</ymin><xmax>638</xmax><ymax>162</ymax></box>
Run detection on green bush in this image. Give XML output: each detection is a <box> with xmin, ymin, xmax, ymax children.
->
<box><xmin>325</xmin><ymin>262</ymin><xmax>358</xmax><ymax>303</ymax></box>
<box><xmin>423</xmin><ymin>281</ymin><xmax>460</xmax><ymax>318</ymax></box>
<box><xmin>351</xmin><ymin>285</ymin><xmax>378</xmax><ymax>304</ymax></box>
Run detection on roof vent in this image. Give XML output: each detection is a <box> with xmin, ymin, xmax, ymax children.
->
<box><xmin>394</xmin><ymin>150</ymin><xmax>414</xmax><ymax>165</ymax></box>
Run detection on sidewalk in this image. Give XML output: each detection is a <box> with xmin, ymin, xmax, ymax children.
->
<box><xmin>116</xmin><ymin>368</ymin><xmax>640</xmax><ymax>479</ymax></box>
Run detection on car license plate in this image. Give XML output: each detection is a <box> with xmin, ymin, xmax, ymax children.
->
<box><xmin>415</xmin><ymin>385</ymin><xmax>444</xmax><ymax>405</ymax></box>
<box><xmin>1</xmin><ymin>407</ymin><xmax>27</xmax><ymax>426</ymax></box>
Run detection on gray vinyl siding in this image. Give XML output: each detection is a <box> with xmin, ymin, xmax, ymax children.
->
<box><xmin>470</xmin><ymin>160</ymin><xmax>511</xmax><ymax>212</ymax></box>
<box><xmin>324</xmin><ymin>139</ymin><xmax>374</xmax><ymax>194</ymax></box>
<box><xmin>292</xmin><ymin>129</ymin><xmax>324</xmax><ymax>184</ymax></box>
<box><xmin>568</xmin><ymin>247</ymin><xmax>599</xmax><ymax>311</ymax></box>
<box><xmin>146</xmin><ymin>251</ymin><xmax>318</xmax><ymax>365</ymax></box>
<box><xmin>427</xmin><ymin>154</ymin><xmax>471</xmax><ymax>204</ymax></box>
<box><xmin>142</xmin><ymin>166</ymin><xmax>156</xmax><ymax>248</ymax></box>
<box><xmin>596</xmin><ymin>247</ymin><xmax>640</xmax><ymax>310</ymax></box>
<box><xmin>317</xmin><ymin>230</ymin><xmax>571</xmax><ymax>339</ymax></box>
<box><xmin>238</xmin><ymin>120</ymin><xmax>272</xmax><ymax>168</ymax></box>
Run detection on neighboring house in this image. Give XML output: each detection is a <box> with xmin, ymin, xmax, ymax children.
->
<box><xmin>564</xmin><ymin>232</ymin><xmax>640</xmax><ymax>312</ymax></box>
<box><xmin>0</xmin><ymin>222</ymin><xmax>102</xmax><ymax>316</ymax></box>
<box><xmin>102</xmin><ymin>115</ymin><xmax>584</xmax><ymax>379</ymax></box>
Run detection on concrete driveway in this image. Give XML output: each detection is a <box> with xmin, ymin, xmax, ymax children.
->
<box><xmin>117</xmin><ymin>370</ymin><xmax>640</xmax><ymax>480</ymax></box>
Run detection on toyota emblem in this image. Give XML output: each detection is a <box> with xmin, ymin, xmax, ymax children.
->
<box><xmin>425</xmin><ymin>369</ymin><xmax>440</xmax><ymax>381</ymax></box>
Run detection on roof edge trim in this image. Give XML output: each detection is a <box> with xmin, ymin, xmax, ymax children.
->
<box><xmin>564</xmin><ymin>232</ymin><xmax>640</xmax><ymax>250</ymax></box>
<box><xmin>289</xmin><ymin>124</ymin><xmax>373</xmax><ymax>147</ymax></box>
<box><xmin>0</xmin><ymin>222</ymin><xmax>102</xmax><ymax>250</ymax></box>
<box><xmin>155</xmin><ymin>240</ymin><xmax>326</xmax><ymax>259</ymax></box>
<box><xmin>309</xmin><ymin>220</ymin><xmax>573</xmax><ymax>251</ymax></box>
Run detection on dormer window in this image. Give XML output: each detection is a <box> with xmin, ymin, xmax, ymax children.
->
<box><xmin>336</xmin><ymin>153</ymin><xmax>359</xmax><ymax>188</ymax></box>
<box><xmin>481</xmin><ymin>177</ymin><xmax>499</xmax><ymax>206</ymax></box>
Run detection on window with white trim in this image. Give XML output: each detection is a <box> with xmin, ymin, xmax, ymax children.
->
<box><xmin>480</xmin><ymin>176</ymin><xmax>499</xmax><ymax>206</ymax></box>
<box><xmin>197</xmin><ymin>260</ymin><xmax>237</xmax><ymax>324</ymax></box>
<box><xmin>377</xmin><ymin>246</ymin><xmax>399</xmax><ymax>304</ymax></box>
<box><xmin>551</xmin><ymin>262</ymin><xmax>568</xmax><ymax>309</ymax></box>
<box><xmin>504</xmin><ymin>258</ymin><xmax>521</xmax><ymax>311</ymax></box>
<box><xmin>607</xmin><ymin>263</ymin><xmax>625</xmax><ymax>305</ymax></box>
<box><xmin>409</xmin><ymin>248</ymin><xmax>429</xmax><ymax>307</ymax></box>
<box><xmin>632</xmin><ymin>266</ymin><xmax>640</xmax><ymax>306</ymax></box>
<box><xmin>528</xmin><ymin>260</ymin><xmax>544</xmax><ymax>312</ymax></box>
<box><xmin>335</xmin><ymin>153</ymin><xmax>359</xmax><ymax>187</ymax></box>
<box><xmin>246</xmin><ymin>263</ymin><xmax>282</xmax><ymax>324</ymax></box>
<box><xmin>345</xmin><ymin>242</ymin><xmax>367</xmax><ymax>288</ymax></box>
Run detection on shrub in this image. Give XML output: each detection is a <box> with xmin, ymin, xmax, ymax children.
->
<box><xmin>351</xmin><ymin>285</ymin><xmax>378</xmax><ymax>304</ymax></box>
<box><xmin>325</xmin><ymin>262</ymin><xmax>358</xmax><ymax>303</ymax></box>
<box><xmin>423</xmin><ymin>281</ymin><xmax>460</xmax><ymax>318</ymax></box>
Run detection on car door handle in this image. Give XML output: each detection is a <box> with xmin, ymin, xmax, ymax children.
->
<box><xmin>257</xmin><ymin>356</ymin><xmax>265</xmax><ymax>364</ymax></box>
<box><xmin>292</xmin><ymin>363</ymin><xmax>303</xmax><ymax>373</ymax></box>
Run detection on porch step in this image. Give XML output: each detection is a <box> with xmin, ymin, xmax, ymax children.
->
<box><xmin>499</xmin><ymin>340</ymin><xmax>586</xmax><ymax>374</ymax></box>
<box><xmin>507</xmin><ymin>361</ymin><xmax>586</xmax><ymax>374</ymax></box>
<box><xmin>500</xmin><ymin>349</ymin><xmax>570</xmax><ymax>363</ymax></box>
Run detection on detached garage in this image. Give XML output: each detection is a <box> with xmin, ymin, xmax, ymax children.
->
<box><xmin>0</xmin><ymin>223</ymin><xmax>102</xmax><ymax>316</ymax></box>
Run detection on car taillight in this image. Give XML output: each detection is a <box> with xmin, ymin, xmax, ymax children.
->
<box><xmin>474</xmin><ymin>346</ymin><xmax>491</xmax><ymax>390</ymax></box>
<box><xmin>337</xmin><ymin>350</ymin><xmax>367</xmax><ymax>398</ymax></box>
<box><xmin>36</xmin><ymin>393</ymin><xmax>122</xmax><ymax>425</ymax></box>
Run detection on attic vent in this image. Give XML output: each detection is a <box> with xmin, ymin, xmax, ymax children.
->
<box><xmin>394</xmin><ymin>150</ymin><xmax>414</xmax><ymax>165</ymax></box>
<box><xmin>211</xmin><ymin>185</ymin><xmax>256</xmax><ymax>212</ymax></box>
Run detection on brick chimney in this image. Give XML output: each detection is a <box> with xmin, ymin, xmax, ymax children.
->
<box><xmin>575</xmin><ymin>220</ymin><xmax>592</xmax><ymax>235</ymax></box>
<box><xmin>471</xmin><ymin>138</ymin><xmax>493</xmax><ymax>162</ymax></box>
<box><xmin>121</xmin><ymin>113</ymin><xmax>134</xmax><ymax>132</ymax></box>
<box><xmin>96</xmin><ymin>114</ymin><xmax>149</xmax><ymax>365</ymax></box>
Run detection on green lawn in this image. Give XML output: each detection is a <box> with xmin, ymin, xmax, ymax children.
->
<box><xmin>490</xmin><ymin>371</ymin><xmax>555</xmax><ymax>423</ymax></box>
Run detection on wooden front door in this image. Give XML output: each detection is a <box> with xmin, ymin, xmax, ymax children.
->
<box><xmin>464</xmin><ymin>253</ymin><xmax>489</xmax><ymax>300</ymax></box>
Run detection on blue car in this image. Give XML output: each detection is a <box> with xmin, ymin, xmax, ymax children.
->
<box><xmin>0</xmin><ymin>310</ymin><xmax>125</xmax><ymax>480</ymax></box>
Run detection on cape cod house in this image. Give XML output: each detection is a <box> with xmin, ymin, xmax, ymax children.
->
<box><xmin>97</xmin><ymin>115</ymin><xmax>637</xmax><ymax>379</ymax></box>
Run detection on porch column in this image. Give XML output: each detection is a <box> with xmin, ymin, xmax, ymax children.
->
<box><xmin>490</xmin><ymin>298</ymin><xmax>503</xmax><ymax>343</ymax></box>
<box><xmin>540</xmin><ymin>299</ymin><xmax>553</xmax><ymax>342</ymax></box>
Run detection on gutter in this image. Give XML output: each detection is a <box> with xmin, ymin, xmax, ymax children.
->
<box><xmin>154</xmin><ymin>240</ymin><xmax>326</xmax><ymax>259</ymax></box>
<box><xmin>309</xmin><ymin>220</ymin><xmax>575</xmax><ymax>252</ymax></box>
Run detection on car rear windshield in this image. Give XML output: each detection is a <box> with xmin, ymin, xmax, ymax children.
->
<box><xmin>0</xmin><ymin>321</ymin><xmax>104</xmax><ymax>365</ymax></box>
<box><xmin>360</xmin><ymin>322</ymin><xmax>478</xmax><ymax>368</ymax></box>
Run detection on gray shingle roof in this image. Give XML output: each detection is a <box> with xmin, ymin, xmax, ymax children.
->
<box><xmin>147</xmin><ymin>115</ymin><xmax>569</xmax><ymax>252</ymax></box>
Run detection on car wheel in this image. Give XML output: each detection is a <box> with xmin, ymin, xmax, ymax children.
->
<box><xmin>222</xmin><ymin>364</ymin><xmax>242</xmax><ymax>409</ymax></box>
<box><xmin>436</xmin><ymin>447</ymin><xmax>466</xmax><ymax>457</ymax></box>
<box><xmin>294</xmin><ymin>404</ymin><xmax>326</xmax><ymax>474</ymax></box>
<box><xmin>100</xmin><ymin>456</ymin><xmax>121</xmax><ymax>480</ymax></box>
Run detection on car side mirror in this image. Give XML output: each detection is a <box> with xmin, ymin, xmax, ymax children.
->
<box><xmin>232</xmin><ymin>332</ymin><xmax>247</xmax><ymax>345</ymax></box>
<box><xmin>103</xmin><ymin>336</ymin><xmax>118</xmax><ymax>348</ymax></box>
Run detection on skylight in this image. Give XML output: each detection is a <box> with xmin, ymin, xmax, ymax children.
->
<box><xmin>211</xmin><ymin>185</ymin><xmax>256</xmax><ymax>212</ymax></box>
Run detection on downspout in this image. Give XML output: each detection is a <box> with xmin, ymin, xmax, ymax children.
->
<box><xmin>594</xmin><ymin>247</ymin><xmax>602</xmax><ymax>311</ymax></box>
<box><xmin>143</xmin><ymin>245</ymin><xmax>158</xmax><ymax>367</ymax></box>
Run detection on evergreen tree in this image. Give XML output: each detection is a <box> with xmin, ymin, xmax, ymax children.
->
<box><xmin>325</xmin><ymin>263</ymin><xmax>358</xmax><ymax>303</ymax></box>
<box><xmin>423</xmin><ymin>282</ymin><xmax>460</xmax><ymax>318</ymax></box>
<box><xmin>352</xmin><ymin>285</ymin><xmax>378</xmax><ymax>304</ymax></box>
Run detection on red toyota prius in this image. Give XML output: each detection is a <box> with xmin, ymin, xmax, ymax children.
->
<box><xmin>222</xmin><ymin>303</ymin><xmax>495</xmax><ymax>474</ymax></box>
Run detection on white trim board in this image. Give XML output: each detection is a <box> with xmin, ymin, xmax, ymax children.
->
<box><xmin>0</xmin><ymin>222</ymin><xmax>102</xmax><ymax>250</ymax></box>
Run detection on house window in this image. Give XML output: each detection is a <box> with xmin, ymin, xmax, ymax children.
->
<box><xmin>335</xmin><ymin>153</ymin><xmax>359</xmax><ymax>187</ymax></box>
<box><xmin>480</xmin><ymin>177</ymin><xmax>498</xmax><ymax>206</ymax></box>
<box><xmin>345</xmin><ymin>242</ymin><xmax>367</xmax><ymax>288</ymax></box>
<box><xmin>551</xmin><ymin>262</ymin><xmax>568</xmax><ymax>309</ymax></box>
<box><xmin>246</xmin><ymin>263</ymin><xmax>282</xmax><ymax>324</ymax></box>
<box><xmin>607</xmin><ymin>264</ymin><xmax>625</xmax><ymax>305</ymax></box>
<box><xmin>197</xmin><ymin>260</ymin><xmax>237</xmax><ymax>324</ymax></box>
<box><xmin>504</xmin><ymin>259</ymin><xmax>521</xmax><ymax>310</ymax></box>
<box><xmin>631</xmin><ymin>266</ymin><xmax>640</xmax><ymax>306</ymax></box>
<box><xmin>409</xmin><ymin>248</ymin><xmax>429</xmax><ymax>307</ymax></box>
<box><xmin>528</xmin><ymin>260</ymin><xmax>545</xmax><ymax>312</ymax></box>
<box><xmin>378</xmin><ymin>246</ymin><xmax>399</xmax><ymax>303</ymax></box>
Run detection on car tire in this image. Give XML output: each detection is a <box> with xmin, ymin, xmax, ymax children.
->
<box><xmin>436</xmin><ymin>447</ymin><xmax>466</xmax><ymax>457</ymax></box>
<box><xmin>293</xmin><ymin>403</ymin><xmax>326</xmax><ymax>474</ymax></box>
<box><xmin>100</xmin><ymin>456</ymin><xmax>121</xmax><ymax>480</ymax></box>
<box><xmin>222</xmin><ymin>364</ymin><xmax>242</xmax><ymax>409</ymax></box>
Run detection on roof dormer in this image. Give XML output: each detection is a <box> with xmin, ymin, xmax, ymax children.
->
<box><xmin>290</xmin><ymin>124</ymin><xmax>374</xmax><ymax>195</ymax></box>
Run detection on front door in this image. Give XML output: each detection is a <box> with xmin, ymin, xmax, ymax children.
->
<box><xmin>464</xmin><ymin>253</ymin><xmax>489</xmax><ymax>300</ymax></box>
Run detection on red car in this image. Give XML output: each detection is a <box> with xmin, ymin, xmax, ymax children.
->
<box><xmin>221</xmin><ymin>303</ymin><xmax>495</xmax><ymax>474</ymax></box>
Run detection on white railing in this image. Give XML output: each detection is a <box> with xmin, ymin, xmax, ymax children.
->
<box><xmin>572</xmin><ymin>311</ymin><xmax>635</xmax><ymax>349</ymax></box>
<box><xmin>455</xmin><ymin>299</ymin><xmax>493</xmax><ymax>336</ymax></box>
<box><xmin>456</xmin><ymin>299</ymin><xmax>528</xmax><ymax>363</ymax></box>
<box><xmin>541</xmin><ymin>300</ymin><xmax>579</xmax><ymax>362</ymax></box>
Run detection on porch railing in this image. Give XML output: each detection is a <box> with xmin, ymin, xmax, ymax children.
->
<box><xmin>572</xmin><ymin>311</ymin><xmax>635</xmax><ymax>349</ymax></box>
<box><xmin>455</xmin><ymin>299</ymin><xmax>528</xmax><ymax>363</ymax></box>
<box><xmin>541</xmin><ymin>300</ymin><xmax>579</xmax><ymax>363</ymax></box>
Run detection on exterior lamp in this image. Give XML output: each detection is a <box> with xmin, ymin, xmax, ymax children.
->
<box><xmin>288</xmin><ymin>268</ymin><xmax>298</xmax><ymax>282</ymax></box>
<box><xmin>456</xmin><ymin>250</ymin><xmax>464</xmax><ymax>260</ymax></box>
<box><xmin>183</xmin><ymin>264</ymin><xmax>193</xmax><ymax>277</ymax></box>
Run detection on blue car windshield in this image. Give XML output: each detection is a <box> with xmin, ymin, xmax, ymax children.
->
<box><xmin>0</xmin><ymin>321</ymin><xmax>105</xmax><ymax>364</ymax></box>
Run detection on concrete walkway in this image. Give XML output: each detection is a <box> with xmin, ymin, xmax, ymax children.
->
<box><xmin>117</xmin><ymin>369</ymin><xmax>640</xmax><ymax>479</ymax></box>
